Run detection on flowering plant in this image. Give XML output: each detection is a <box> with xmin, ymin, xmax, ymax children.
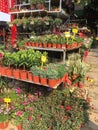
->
<box><xmin>0</xmin><ymin>104</ymin><xmax>10</xmax><ymax>122</ymax></box>
<box><xmin>10</xmin><ymin>87</ymin><xmax>34</xmax><ymax>125</ymax></box>
<box><xmin>0</xmin><ymin>52</ymin><xmax>4</xmax><ymax>65</ymax></box>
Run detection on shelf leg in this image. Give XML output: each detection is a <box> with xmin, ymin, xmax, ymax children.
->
<box><xmin>63</xmin><ymin>49</ymin><xmax>66</xmax><ymax>62</ymax></box>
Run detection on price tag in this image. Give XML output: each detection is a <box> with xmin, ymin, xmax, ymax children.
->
<box><xmin>41</xmin><ymin>55</ymin><xmax>46</xmax><ymax>63</ymax></box>
<box><xmin>72</xmin><ymin>28</ymin><xmax>78</xmax><ymax>34</ymax></box>
<box><xmin>69</xmin><ymin>87</ymin><xmax>75</xmax><ymax>93</ymax></box>
<box><xmin>4</xmin><ymin>98</ymin><xmax>11</xmax><ymax>109</ymax></box>
<box><xmin>4</xmin><ymin>98</ymin><xmax>11</xmax><ymax>103</ymax></box>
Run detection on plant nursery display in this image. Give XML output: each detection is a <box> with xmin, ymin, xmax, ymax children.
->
<box><xmin>0</xmin><ymin>0</ymin><xmax>94</xmax><ymax>129</ymax></box>
<box><xmin>0</xmin><ymin>78</ymin><xmax>90</xmax><ymax>130</ymax></box>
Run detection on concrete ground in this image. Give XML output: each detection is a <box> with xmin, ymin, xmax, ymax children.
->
<box><xmin>81</xmin><ymin>47</ymin><xmax>98</xmax><ymax>130</ymax></box>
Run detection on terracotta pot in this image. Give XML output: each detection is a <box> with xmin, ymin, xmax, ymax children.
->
<box><xmin>17</xmin><ymin>124</ymin><xmax>22</xmax><ymax>130</ymax></box>
<box><xmin>6</xmin><ymin>68</ymin><xmax>13</xmax><ymax>77</ymax></box>
<box><xmin>43</xmin><ymin>43</ymin><xmax>47</xmax><ymax>48</ymax></box>
<box><xmin>57</xmin><ymin>78</ymin><xmax>61</xmax><ymax>84</ymax></box>
<box><xmin>72</xmin><ymin>74</ymin><xmax>79</xmax><ymax>80</ymax></box>
<box><xmin>35</xmin><ymin>42</ymin><xmax>39</xmax><ymax>47</ymax></box>
<box><xmin>52</xmin><ymin>43</ymin><xmax>56</xmax><ymax>48</ymax></box>
<box><xmin>13</xmin><ymin>69</ymin><xmax>20</xmax><ymax>79</ymax></box>
<box><xmin>47</xmin><ymin>43</ymin><xmax>52</xmax><ymax>48</ymax></box>
<box><xmin>56</xmin><ymin>43</ymin><xmax>62</xmax><ymax>49</ymax></box>
<box><xmin>27</xmin><ymin>42</ymin><xmax>31</xmax><ymax>46</ymax></box>
<box><xmin>33</xmin><ymin>75</ymin><xmax>40</xmax><ymax>83</ymax></box>
<box><xmin>20</xmin><ymin>70</ymin><xmax>27</xmax><ymax>80</ymax></box>
<box><xmin>40</xmin><ymin>77</ymin><xmax>47</xmax><ymax>85</ymax></box>
<box><xmin>1</xmin><ymin>66</ymin><xmax>8</xmax><ymax>76</ymax></box>
<box><xmin>72</xmin><ymin>43</ymin><xmax>78</xmax><ymax>48</ymax></box>
<box><xmin>62</xmin><ymin>44</ymin><xmax>66</xmax><ymax>49</ymax></box>
<box><xmin>31</xmin><ymin>42</ymin><xmax>35</xmax><ymax>47</ymax></box>
<box><xmin>38</xmin><ymin>43</ymin><xmax>43</xmax><ymax>47</ymax></box>
<box><xmin>25</xmin><ymin>42</ymin><xmax>28</xmax><ymax>46</ymax></box>
<box><xmin>48</xmin><ymin>79</ymin><xmax>57</xmax><ymax>88</ymax></box>
<box><xmin>0</xmin><ymin>122</ymin><xmax>9</xmax><ymax>129</ymax></box>
<box><xmin>66</xmin><ymin>44</ymin><xmax>71</xmax><ymax>49</ymax></box>
<box><xmin>0</xmin><ymin>66</ymin><xmax>2</xmax><ymax>75</ymax></box>
<box><xmin>27</xmin><ymin>71</ymin><xmax>33</xmax><ymax>81</ymax></box>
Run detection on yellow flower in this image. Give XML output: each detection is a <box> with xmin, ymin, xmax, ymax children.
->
<box><xmin>41</xmin><ymin>55</ymin><xmax>46</xmax><ymax>63</ymax></box>
<box><xmin>64</xmin><ymin>31</ymin><xmax>71</xmax><ymax>38</ymax></box>
<box><xmin>4</xmin><ymin>98</ymin><xmax>11</xmax><ymax>103</ymax></box>
<box><xmin>85</xmin><ymin>63</ymin><xmax>89</xmax><ymax>67</ymax></box>
<box><xmin>88</xmin><ymin>79</ymin><xmax>94</xmax><ymax>83</ymax></box>
<box><xmin>72</xmin><ymin>28</ymin><xmax>78</xmax><ymax>34</ymax></box>
<box><xmin>96</xmin><ymin>37</ymin><xmax>98</xmax><ymax>40</ymax></box>
<box><xmin>71</xmin><ymin>35</ymin><xmax>74</xmax><ymax>39</ymax></box>
<box><xmin>4</xmin><ymin>98</ymin><xmax>11</xmax><ymax>109</ymax></box>
<box><xmin>69</xmin><ymin>87</ymin><xmax>75</xmax><ymax>93</ymax></box>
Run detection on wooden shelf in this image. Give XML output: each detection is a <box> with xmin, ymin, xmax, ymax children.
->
<box><xmin>26</xmin><ymin>46</ymin><xmax>66</xmax><ymax>62</ymax></box>
<box><xmin>26</xmin><ymin>46</ymin><xmax>66</xmax><ymax>52</ymax></box>
<box><xmin>1</xmin><ymin>74</ymin><xmax>64</xmax><ymax>89</ymax></box>
<box><xmin>26</xmin><ymin>45</ymin><xmax>82</xmax><ymax>62</ymax></box>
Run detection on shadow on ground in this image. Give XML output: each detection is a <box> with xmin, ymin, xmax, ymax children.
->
<box><xmin>81</xmin><ymin>120</ymin><xmax>98</xmax><ymax>130</ymax></box>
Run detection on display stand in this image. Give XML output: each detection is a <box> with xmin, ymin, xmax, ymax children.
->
<box><xmin>26</xmin><ymin>45</ymin><xmax>82</xmax><ymax>62</ymax></box>
<box><xmin>1</xmin><ymin>73</ymin><xmax>65</xmax><ymax>89</ymax></box>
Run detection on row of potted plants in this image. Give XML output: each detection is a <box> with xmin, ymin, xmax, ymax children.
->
<box><xmin>0</xmin><ymin>50</ymin><xmax>90</xmax><ymax>89</ymax></box>
<box><xmin>8</xmin><ymin>16</ymin><xmax>62</xmax><ymax>32</ymax></box>
<box><xmin>0</xmin><ymin>64</ymin><xmax>67</xmax><ymax>88</ymax></box>
<box><xmin>17</xmin><ymin>34</ymin><xmax>84</xmax><ymax>49</ymax></box>
<box><xmin>10</xmin><ymin>0</ymin><xmax>46</xmax><ymax>12</ymax></box>
<box><xmin>0</xmin><ymin>48</ymin><xmax>68</xmax><ymax>87</ymax></box>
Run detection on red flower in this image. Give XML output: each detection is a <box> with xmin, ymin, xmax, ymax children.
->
<box><xmin>28</xmin><ymin>116</ymin><xmax>33</xmax><ymax>121</ymax></box>
<box><xmin>79</xmin><ymin>83</ymin><xmax>84</xmax><ymax>88</ymax></box>
<box><xmin>16</xmin><ymin>110</ymin><xmax>23</xmax><ymax>116</ymax></box>
<box><xmin>73</xmin><ymin>82</ymin><xmax>78</xmax><ymax>87</ymax></box>
<box><xmin>66</xmin><ymin>106</ymin><xmax>71</xmax><ymax>111</ymax></box>
<box><xmin>29</xmin><ymin>107</ymin><xmax>33</xmax><ymax>111</ymax></box>
<box><xmin>61</xmin><ymin>105</ymin><xmax>64</xmax><ymax>109</ymax></box>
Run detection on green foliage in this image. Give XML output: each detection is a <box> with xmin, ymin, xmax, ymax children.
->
<box><xmin>30</xmin><ymin>0</ymin><xmax>45</xmax><ymax>4</ymax></box>
<box><xmin>30</xmin><ymin>66</ymin><xmax>41</xmax><ymax>76</ymax></box>
<box><xmin>66</xmin><ymin>53</ymin><xmax>90</xmax><ymax>82</ymax></box>
<box><xmin>53</xmin><ymin>18</ymin><xmax>63</xmax><ymax>27</ymax></box>
<box><xmin>2</xmin><ymin>49</ymin><xmax>43</xmax><ymax>70</ymax></box>
<box><xmin>22</xmin><ymin>87</ymin><xmax>90</xmax><ymax>130</ymax></box>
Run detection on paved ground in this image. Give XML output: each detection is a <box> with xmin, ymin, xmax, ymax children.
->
<box><xmin>81</xmin><ymin>47</ymin><xmax>98</xmax><ymax>130</ymax></box>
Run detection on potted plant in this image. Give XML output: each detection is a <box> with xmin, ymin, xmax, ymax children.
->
<box><xmin>50</xmin><ymin>34</ymin><xmax>58</xmax><ymax>48</ymax></box>
<box><xmin>3</xmin><ymin>52</ymin><xmax>14</xmax><ymax>77</ymax></box>
<box><xmin>22</xmin><ymin>17</ymin><xmax>30</xmax><ymax>31</ymax></box>
<box><xmin>53</xmin><ymin>18</ymin><xmax>63</xmax><ymax>28</ymax></box>
<box><xmin>30</xmin><ymin>0</ymin><xmax>45</xmax><ymax>9</ymax></box>
<box><xmin>45</xmin><ymin>64</ymin><xmax>59</xmax><ymax>87</ymax></box>
<box><xmin>0</xmin><ymin>104</ymin><xmax>9</xmax><ymax>129</ymax></box>
<box><xmin>30</xmin><ymin>66</ymin><xmax>41</xmax><ymax>83</ymax></box>
<box><xmin>0</xmin><ymin>90</ymin><xmax>11</xmax><ymax>129</ymax></box>
<box><xmin>16</xmin><ymin>39</ymin><xmax>26</xmax><ymax>50</ymax></box>
<box><xmin>66</xmin><ymin>53</ymin><xmax>90</xmax><ymax>84</ymax></box>
<box><xmin>12</xmin><ymin>52</ymin><xmax>20</xmax><ymax>79</ymax></box>
<box><xmin>39</xmin><ymin>67</ymin><xmax>47</xmax><ymax>85</ymax></box>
